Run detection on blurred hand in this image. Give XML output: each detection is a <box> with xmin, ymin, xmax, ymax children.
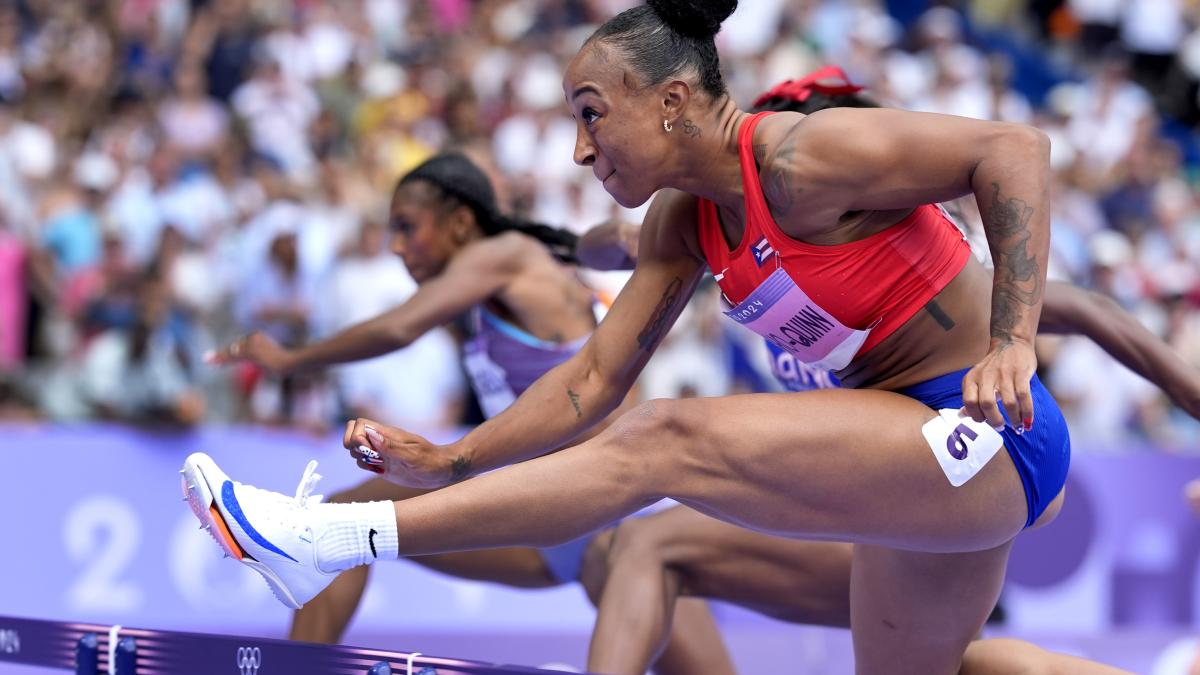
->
<box><xmin>343</xmin><ymin>418</ymin><xmax>468</xmax><ymax>489</ymax></box>
<box><xmin>173</xmin><ymin>391</ymin><xmax>207</xmax><ymax>426</ymax></box>
<box><xmin>575</xmin><ymin>219</ymin><xmax>641</xmax><ymax>271</ymax></box>
<box><xmin>961</xmin><ymin>340</ymin><xmax>1036</xmax><ymax>433</ymax></box>
<box><xmin>205</xmin><ymin>331</ymin><xmax>295</xmax><ymax>375</ymax></box>
<box><xmin>614</xmin><ymin>219</ymin><xmax>640</xmax><ymax>261</ymax></box>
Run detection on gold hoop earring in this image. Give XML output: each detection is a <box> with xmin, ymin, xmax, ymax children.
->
<box><xmin>663</xmin><ymin>119</ymin><xmax>673</xmax><ymax>133</ymax></box>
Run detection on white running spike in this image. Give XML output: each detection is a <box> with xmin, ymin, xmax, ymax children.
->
<box><xmin>180</xmin><ymin>452</ymin><xmax>340</xmax><ymax>610</ymax></box>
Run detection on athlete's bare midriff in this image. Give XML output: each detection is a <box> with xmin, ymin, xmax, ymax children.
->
<box><xmin>837</xmin><ymin>256</ymin><xmax>993</xmax><ymax>391</ymax></box>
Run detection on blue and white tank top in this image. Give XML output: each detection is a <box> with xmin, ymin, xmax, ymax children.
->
<box><xmin>461</xmin><ymin>305</ymin><xmax>594</xmax><ymax>418</ymax></box>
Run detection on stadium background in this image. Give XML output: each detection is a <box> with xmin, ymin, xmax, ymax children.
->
<box><xmin>2</xmin><ymin>0</ymin><xmax>1200</xmax><ymax>672</ymax></box>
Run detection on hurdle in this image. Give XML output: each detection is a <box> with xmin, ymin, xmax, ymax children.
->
<box><xmin>0</xmin><ymin>615</ymin><xmax>579</xmax><ymax>674</ymax></box>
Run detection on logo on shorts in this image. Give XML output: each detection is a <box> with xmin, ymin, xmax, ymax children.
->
<box><xmin>751</xmin><ymin>237</ymin><xmax>775</xmax><ymax>266</ymax></box>
<box><xmin>237</xmin><ymin>646</ymin><xmax>262</xmax><ymax>675</ymax></box>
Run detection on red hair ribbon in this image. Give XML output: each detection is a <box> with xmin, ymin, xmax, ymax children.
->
<box><xmin>752</xmin><ymin>65</ymin><xmax>864</xmax><ymax>108</ymax></box>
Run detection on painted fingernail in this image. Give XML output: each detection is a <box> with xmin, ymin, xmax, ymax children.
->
<box><xmin>364</xmin><ymin>426</ymin><xmax>384</xmax><ymax>446</ymax></box>
<box><xmin>1023</xmin><ymin>417</ymin><xmax>1033</xmax><ymax>431</ymax></box>
<box><xmin>357</xmin><ymin>444</ymin><xmax>381</xmax><ymax>461</ymax></box>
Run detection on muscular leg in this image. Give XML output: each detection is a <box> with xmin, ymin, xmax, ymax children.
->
<box><xmin>582</xmin><ymin>505</ymin><xmax>1108</xmax><ymax>675</ymax></box>
<box><xmin>585</xmin><ymin>507</ymin><xmax>851</xmax><ymax>674</ymax></box>
<box><xmin>391</xmin><ymin>392</ymin><xmax>1030</xmax><ymax>553</ymax></box>
<box><xmin>290</xmin><ymin>478</ymin><xmax>558</xmax><ymax>643</ymax></box>
<box><xmin>385</xmin><ymin>391</ymin><xmax>1041</xmax><ymax>673</ymax></box>
<box><xmin>853</xmin><ymin>542</ymin><xmax>1012</xmax><ymax>675</ymax></box>
<box><xmin>580</xmin><ymin>525</ymin><xmax>737</xmax><ymax>675</ymax></box>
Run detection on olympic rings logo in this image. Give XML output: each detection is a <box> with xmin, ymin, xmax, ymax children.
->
<box><xmin>236</xmin><ymin>646</ymin><xmax>262</xmax><ymax>675</ymax></box>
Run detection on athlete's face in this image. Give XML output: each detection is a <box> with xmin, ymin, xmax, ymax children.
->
<box><xmin>564</xmin><ymin>42</ymin><xmax>670</xmax><ymax>208</ymax></box>
<box><xmin>388</xmin><ymin>181</ymin><xmax>469</xmax><ymax>284</ymax></box>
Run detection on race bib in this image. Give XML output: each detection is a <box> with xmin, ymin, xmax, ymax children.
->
<box><xmin>462</xmin><ymin>337</ymin><xmax>517</xmax><ymax>419</ymax></box>
<box><xmin>723</xmin><ymin>268</ymin><xmax>873</xmax><ymax>371</ymax></box>
<box><xmin>921</xmin><ymin>408</ymin><xmax>1004</xmax><ymax>487</ymax></box>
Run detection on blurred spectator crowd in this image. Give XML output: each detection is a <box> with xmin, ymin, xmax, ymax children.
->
<box><xmin>0</xmin><ymin>0</ymin><xmax>1199</xmax><ymax>450</ymax></box>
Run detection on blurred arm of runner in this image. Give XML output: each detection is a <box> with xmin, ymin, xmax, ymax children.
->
<box><xmin>343</xmin><ymin>190</ymin><xmax>707</xmax><ymax>488</ymax></box>
<box><xmin>205</xmin><ymin>236</ymin><xmax>525</xmax><ymax>376</ymax></box>
<box><xmin>575</xmin><ymin>219</ymin><xmax>641</xmax><ymax>271</ymax></box>
<box><xmin>1040</xmin><ymin>281</ymin><xmax>1200</xmax><ymax>418</ymax></box>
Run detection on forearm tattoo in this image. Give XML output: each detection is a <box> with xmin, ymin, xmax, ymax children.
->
<box><xmin>985</xmin><ymin>182</ymin><xmax>1042</xmax><ymax>343</ymax></box>
<box><xmin>636</xmin><ymin>277</ymin><xmax>683</xmax><ymax>351</ymax></box>
<box><xmin>682</xmin><ymin>119</ymin><xmax>701</xmax><ymax>139</ymax></box>
<box><xmin>449</xmin><ymin>455</ymin><xmax>472</xmax><ymax>483</ymax></box>
<box><xmin>567</xmin><ymin>388</ymin><xmax>583</xmax><ymax>419</ymax></box>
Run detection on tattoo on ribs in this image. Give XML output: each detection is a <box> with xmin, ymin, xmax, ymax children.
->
<box><xmin>922</xmin><ymin>299</ymin><xmax>956</xmax><ymax>331</ymax></box>
<box><xmin>637</xmin><ymin>277</ymin><xmax>684</xmax><ymax>351</ymax></box>
<box><xmin>682</xmin><ymin>120</ymin><xmax>701</xmax><ymax>139</ymax></box>
<box><xmin>567</xmin><ymin>388</ymin><xmax>583</xmax><ymax>418</ymax></box>
<box><xmin>985</xmin><ymin>182</ymin><xmax>1042</xmax><ymax>343</ymax></box>
<box><xmin>449</xmin><ymin>456</ymin><xmax>472</xmax><ymax>483</ymax></box>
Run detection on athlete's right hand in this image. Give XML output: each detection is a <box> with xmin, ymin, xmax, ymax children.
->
<box><xmin>205</xmin><ymin>331</ymin><xmax>295</xmax><ymax>375</ymax></box>
<box><xmin>343</xmin><ymin>418</ymin><xmax>467</xmax><ymax>489</ymax></box>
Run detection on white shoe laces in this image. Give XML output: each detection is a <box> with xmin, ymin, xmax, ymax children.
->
<box><xmin>293</xmin><ymin>460</ymin><xmax>324</xmax><ymax>508</ymax></box>
<box><xmin>233</xmin><ymin>460</ymin><xmax>325</xmax><ymax>537</ymax></box>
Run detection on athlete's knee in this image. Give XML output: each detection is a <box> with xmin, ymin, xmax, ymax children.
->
<box><xmin>605</xmin><ymin>516</ymin><xmax>679</xmax><ymax>574</ymax></box>
<box><xmin>621</xmin><ymin>398</ymin><xmax>698</xmax><ymax>438</ymax></box>
<box><xmin>604</xmin><ymin>399</ymin><xmax>702</xmax><ymax>461</ymax></box>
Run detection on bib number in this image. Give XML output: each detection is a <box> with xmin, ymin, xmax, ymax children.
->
<box><xmin>921</xmin><ymin>409</ymin><xmax>1003</xmax><ymax>487</ymax></box>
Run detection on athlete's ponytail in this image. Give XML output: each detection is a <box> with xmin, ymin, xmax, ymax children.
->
<box><xmin>398</xmin><ymin>153</ymin><xmax>580</xmax><ymax>263</ymax></box>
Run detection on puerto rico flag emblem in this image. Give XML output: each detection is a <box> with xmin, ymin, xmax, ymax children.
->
<box><xmin>751</xmin><ymin>237</ymin><xmax>775</xmax><ymax>266</ymax></box>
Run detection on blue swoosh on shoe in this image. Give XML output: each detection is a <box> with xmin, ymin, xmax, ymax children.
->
<box><xmin>221</xmin><ymin>481</ymin><xmax>299</xmax><ymax>563</ymax></box>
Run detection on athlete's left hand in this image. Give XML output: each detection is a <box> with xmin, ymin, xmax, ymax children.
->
<box><xmin>961</xmin><ymin>340</ymin><xmax>1036</xmax><ymax>433</ymax></box>
<box><xmin>342</xmin><ymin>418</ymin><xmax>465</xmax><ymax>489</ymax></box>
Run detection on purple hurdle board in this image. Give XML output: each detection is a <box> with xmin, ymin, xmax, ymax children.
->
<box><xmin>0</xmin><ymin>615</ymin><xmax>581</xmax><ymax>674</ymax></box>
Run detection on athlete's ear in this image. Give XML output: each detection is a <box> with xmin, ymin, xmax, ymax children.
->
<box><xmin>448</xmin><ymin>204</ymin><xmax>476</xmax><ymax>244</ymax></box>
<box><xmin>661</xmin><ymin>80</ymin><xmax>691</xmax><ymax>130</ymax></box>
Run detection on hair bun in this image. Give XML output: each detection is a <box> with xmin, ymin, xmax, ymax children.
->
<box><xmin>647</xmin><ymin>0</ymin><xmax>737</xmax><ymax>39</ymax></box>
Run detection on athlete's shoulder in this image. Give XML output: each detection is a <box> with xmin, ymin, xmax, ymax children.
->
<box><xmin>643</xmin><ymin>189</ymin><xmax>704</xmax><ymax>262</ymax></box>
<box><xmin>458</xmin><ymin>230</ymin><xmax>537</xmax><ymax>275</ymax></box>
<box><xmin>758</xmin><ymin>108</ymin><xmax>879</xmax><ymax>227</ymax></box>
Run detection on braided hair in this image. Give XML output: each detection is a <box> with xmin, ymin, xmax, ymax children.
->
<box><xmin>398</xmin><ymin>153</ymin><xmax>580</xmax><ymax>263</ymax></box>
